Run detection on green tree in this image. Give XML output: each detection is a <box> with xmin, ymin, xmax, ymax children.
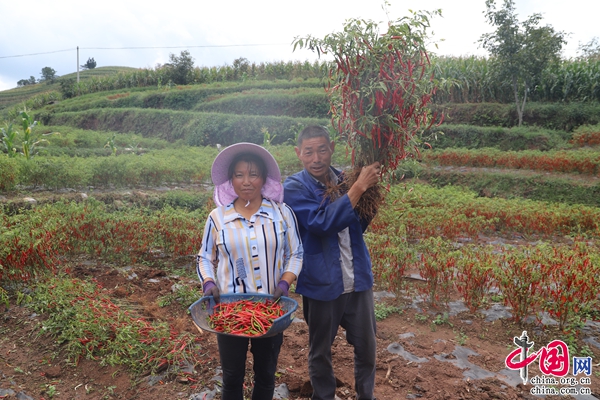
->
<box><xmin>165</xmin><ymin>50</ymin><xmax>195</xmax><ymax>85</ymax></box>
<box><xmin>232</xmin><ymin>57</ymin><xmax>250</xmax><ymax>80</ymax></box>
<box><xmin>40</xmin><ymin>67</ymin><xmax>58</xmax><ymax>84</ymax></box>
<box><xmin>479</xmin><ymin>0</ymin><xmax>565</xmax><ymax>127</ymax></box>
<box><xmin>577</xmin><ymin>37</ymin><xmax>600</xmax><ymax>60</ymax></box>
<box><xmin>81</xmin><ymin>57</ymin><xmax>97</xmax><ymax>70</ymax></box>
<box><xmin>59</xmin><ymin>78</ymin><xmax>77</xmax><ymax>99</ymax></box>
<box><xmin>17</xmin><ymin>76</ymin><xmax>37</xmax><ymax>87</ymax></box>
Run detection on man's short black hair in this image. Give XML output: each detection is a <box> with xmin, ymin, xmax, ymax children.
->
<box><xmin>297</xmin><ymin>125</ymin><xmax>331</xmax><ymax>147</ymax></box>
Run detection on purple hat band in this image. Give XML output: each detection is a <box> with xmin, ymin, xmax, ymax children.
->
<box><xmin>211</xmin><ymin>142</ymin><xmax>283</xmax><ymax>206</ymax></box>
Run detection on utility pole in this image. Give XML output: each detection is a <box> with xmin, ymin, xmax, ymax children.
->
<box><xmin>77</xmin><ymin>46</ymin><xmax>80</xmax><ymax>83</ymax></box>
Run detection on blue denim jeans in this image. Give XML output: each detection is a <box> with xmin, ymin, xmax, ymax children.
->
<box><xmin>217</xmin><ymin>332</ymin><xmax>283</xmax><ymax>400</ymax></box>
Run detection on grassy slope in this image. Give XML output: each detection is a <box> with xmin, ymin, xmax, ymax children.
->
<box><xmin>0</xmin><ymin>66</ymin><xmax>137</xmax><ymax>110</ymax></box>
<box><xmin>1</xmin><ymin>66</ymin><xmax>599</xmax><ymax>205</ymax></box>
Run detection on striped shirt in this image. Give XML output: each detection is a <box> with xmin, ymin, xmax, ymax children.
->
<box><xmin>196</xmin><ymin>198</ymin><xmax>303</xmax><ymax>295</ymax></box>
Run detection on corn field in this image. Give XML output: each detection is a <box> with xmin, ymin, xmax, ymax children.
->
<box><xmin>13</xmin><ymin>57</ymin><xmax>600</xmax><ymax>111</ymax></box>
<box><xmin>431</xmin><ymin>56</ymin><xmax>600</xmax><ymax>103</ymax></box>
<box><xmin>539</xmin><ymin>59</ymin><xmax>600</xmax><ymax>102</ymax></box>
<box><xmin>66</xmin><ymin>60</ymin><xmax>330</xmax><ymax>95</ymax></box>
<box><xmin>102</xmin><ymin>57</ymin><xmax>600</xmax><ymax>104</ymax></box>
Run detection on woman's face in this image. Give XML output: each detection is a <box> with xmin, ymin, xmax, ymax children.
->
<box><xmin>231</xmin><ymin>160</ymin><xmax>265</xmax><ymax>203</ymax></box>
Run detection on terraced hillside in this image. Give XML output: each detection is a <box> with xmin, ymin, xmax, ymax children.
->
<box><xmin>0</xmin><ymin>67</ymin><xmax>137</xmax><ymax>111</ymax></box>
<box><xmin>1</xmin><ymin>66</ymin><xmax>599</xmax><ymax>400</ymax></box>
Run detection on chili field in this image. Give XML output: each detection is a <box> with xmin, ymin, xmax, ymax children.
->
<box><xmin>366</xmin><ymin>184</ymin><xmax>600</xmax><ymax>331</ymax></box>
<box><xmin>1</xmin><ymin>170</ymin><xmax>600</xmax><ymax>398</ymax></box>
<box><xmin>424</xmin><ymin>147</ymin><xmax>600</xmax><ymax>176</ymax></box>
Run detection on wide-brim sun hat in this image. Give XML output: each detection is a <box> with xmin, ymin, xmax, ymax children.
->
<box><xmin>211</xmin><ymin>142</ymin><xmax>283</xmax><ymax>206</ymax></box>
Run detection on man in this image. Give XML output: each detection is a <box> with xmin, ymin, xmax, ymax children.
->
<box><xmin>283</xmin><ymin>125</ymin><xmax>381</xmax><ymax>400</ymax></box>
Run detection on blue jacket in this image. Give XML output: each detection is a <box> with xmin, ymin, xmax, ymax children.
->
<box><xmin>283</xmin><ymin>167</ymin><xmax>374</xmax><ymax>301</ymax></box>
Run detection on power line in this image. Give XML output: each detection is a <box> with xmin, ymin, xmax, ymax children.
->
<box><xmin>0</xmin><ymin>43</ymin><xmax>290</xmax><ymax>59</ymax></box>
<box><xmin>0</xmin><ymin>48</ymin><xmax>74</xmax><ymax>59</ymax></box>
<box><xmin>84</xmin><ymin>44</ymin><xmax>288</xmax><ymax>50</ymax></box>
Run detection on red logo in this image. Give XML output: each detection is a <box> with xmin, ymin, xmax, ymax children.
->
<box><xmin>505</xmin><ymin>331</ymin><xmax>570</xmax><ymax>384</ymax></box>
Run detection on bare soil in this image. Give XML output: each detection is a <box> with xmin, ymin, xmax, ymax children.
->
<box><xmin>1</xmin><ymin>180</ymin><xmax>599</xmax><ymax>400</ymax></box>
<box><xmin>1</xmin><ymin>254</ymin><xmax>598</xmax><ymax>400</ymax></box>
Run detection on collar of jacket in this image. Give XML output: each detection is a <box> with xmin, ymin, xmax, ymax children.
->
<box><xmin>302</xmin><ymin>166</ymin><xmax>344</xmax><ymax>188</ymax></box>
<box><xmin>221</xmin><ymin>198</ymin><xmax>276</xmax><ymax>224</ymax></box>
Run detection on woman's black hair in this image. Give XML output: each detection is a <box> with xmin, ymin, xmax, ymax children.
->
<box><xmin>227</xmin><ymin>152</ymin><xmax>268</xmax><ymax>182</ymax></box>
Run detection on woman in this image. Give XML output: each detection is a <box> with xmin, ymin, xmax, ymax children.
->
<box><xmin>196</xmin><ymin>142</ymin><xmax>303</xmax><ymax>400</ymax></box>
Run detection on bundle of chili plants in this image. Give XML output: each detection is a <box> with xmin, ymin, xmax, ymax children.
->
<box><xmin>294</xmin><ymin>10</ymin><xmax>443</xmax><ymax>219</ymax></box>
<box><xmin>208</xmin><ymin>299</ymin><xmax>285</xmax><ymax>336</ymax></box>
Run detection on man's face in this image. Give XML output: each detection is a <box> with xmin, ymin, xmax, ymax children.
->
<box><xmin>295</xmin><ymin>136</ymin><xmax>335</xmax><ymax>183</ymax></box>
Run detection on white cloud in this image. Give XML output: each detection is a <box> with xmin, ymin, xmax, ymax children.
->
<box><xmin>0</xmin><ymin>75</ymin><xmax>13</xmax><ymax>92</ymax></box>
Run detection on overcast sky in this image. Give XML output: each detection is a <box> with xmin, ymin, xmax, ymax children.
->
<box><xmin>0</xmin><ymin>0</ymin><xmax>597</xmax><ymax>91</ymax></box>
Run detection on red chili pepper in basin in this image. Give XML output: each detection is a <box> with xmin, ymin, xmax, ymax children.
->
<box><xmin>208</xmin><ymin>299</ymin><xmax>285</xmax><ymax>336</ymax></box>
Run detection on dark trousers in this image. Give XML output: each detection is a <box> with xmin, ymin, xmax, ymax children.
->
<box><xmin>217</xmin><ymin>332</ymin><xmax>283</xmax><ymax>400</ymax></box>
<box><xmin>303</xmin><ymin>289</ymin><xmax>377</xmax><ymax>400</ymax></box>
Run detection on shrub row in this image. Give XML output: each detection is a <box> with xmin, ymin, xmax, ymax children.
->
<box><xmin>194</xmin><ymin>89</ymin><xmax>329</xmax><ymax>118</ymax></box>
<box><xmin>0</xmin><ymin>145</ymin><xmax>318</xmax><ymax>192</ymax></box>
<box><xmin>42</xmin><ymin>95</ymin><xmax>600</xmax><ymax>141</ymax></box>
<box><xmin>570</xmin><ymin>123</ymin><xmax>600</xmax><ymax>147</ymax></box>
<box><xmin>433</xmin><ymin>102</ymin><xmax>600</xmax><ymax>131</ymax></box>
<box><xmin>374</xmin><ymin>183</ymin><xmax>600</xmax><ymax>240</ymax></box>
<box><xmin>0</xmin><ymin>148</ymin><xmax>216</xmax><ymax>191</ymax></box>
<box><xmin>38</xmin><ymin>125</ymin><xmax>172</xmax><ymax>150</ymax></box>
<box><xmin>45</xmin><ymin>80</ymin><xmax>325</xmax><ymax>113</ymax></box>
<box><xmin>424</xmin><ymin>147</ymin><xmax>600</xmax><ymax>175</ymax></box>
<box><xmin>427</xmin><ymin>124</ymin><xmax>571</xmax><ymax>151</ymax></box>
<box><xmin>418</xmin><ymin>168</ymin><xmax>600</xmax><ymax>207</ymax></box>
<box><xmin>42</xmin><ymin>108</ymin><xmax>328</xmax><ymax>146</ymax></box>
<box><xmin>1</xmin><ymin>188</ymin><xmax>213</xmax><ymax>217</ymax></box>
